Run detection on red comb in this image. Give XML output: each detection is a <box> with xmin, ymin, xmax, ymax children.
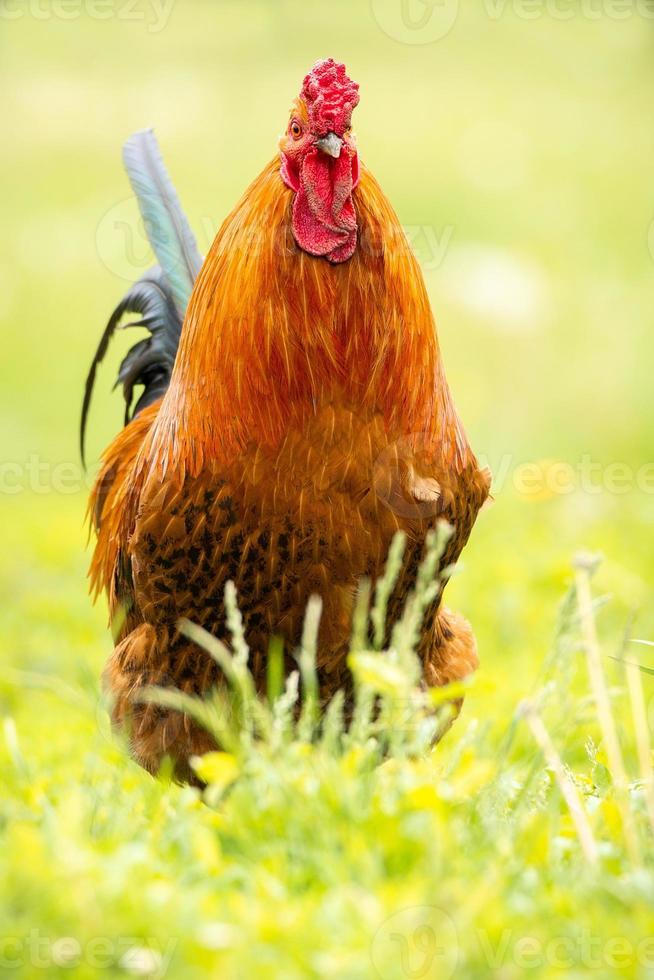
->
<box><xmin>300</xmin><ymin>59</ymin><xmax>360</xmax><ymax>137</ymax></box>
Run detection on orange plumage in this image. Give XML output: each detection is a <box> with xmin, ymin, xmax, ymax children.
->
<box><xmin>85</xmin><ymin>61</ymin><xmax>489</xmax><ymax>781</ymax></box>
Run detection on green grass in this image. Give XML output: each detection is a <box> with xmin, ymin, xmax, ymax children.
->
<box><xmin>2</xmin><ymin>2</ymin><xmax>654</xmax><ymax>977</ymax></box>
<box><xmin>3</xmin><ymin>532</ymin><xmax>654</xmax><ymax>978</ymax></box>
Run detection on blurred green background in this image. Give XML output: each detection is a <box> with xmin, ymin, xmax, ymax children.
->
<box><xmin>1</xmin><ymin>2</ymin><xmax>654</xmax><ymax>971</ymax></box>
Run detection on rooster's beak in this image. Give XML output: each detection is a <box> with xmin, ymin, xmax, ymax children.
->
<box><xmin>315</xmin><ymin>132</ymin><xmax>343</xmax><ymax>158</ymax></box>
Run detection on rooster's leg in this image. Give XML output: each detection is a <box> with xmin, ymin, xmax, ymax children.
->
<box><xmin>422</xmin><ymin>606</ymin><xmax>480</xmax><ymax>741</ymax></box>
<box><xmin>103</xmin><ymin>623</ymin><xmax>216</xmax><ymax>784</ymax></box>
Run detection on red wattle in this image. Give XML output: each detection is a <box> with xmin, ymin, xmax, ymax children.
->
<box><xmin>282</xmin><ymin>146</ymin><xmax>359</xmax><ymax>264</ymax></box>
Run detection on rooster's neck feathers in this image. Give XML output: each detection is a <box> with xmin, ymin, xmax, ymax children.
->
<box><xmin>144</xmin><ymin>157</ymin><xmax>469</xmax><ymax>478</ymax></box>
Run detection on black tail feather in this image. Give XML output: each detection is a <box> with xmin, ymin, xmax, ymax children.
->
<box><xmin>81</xmin><ymin>129</ymin><xmax>202</xmax><ymax>467</ymax></box>
<box><xmin>80</xmin><ymin>267</ymin><xmax>182</xmax><ymax>467</ymax></box>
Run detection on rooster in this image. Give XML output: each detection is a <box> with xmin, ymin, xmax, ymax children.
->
<box><xmin>82</xmin><ymin>59</ymin><xmax>490</xmax><ymax>781</ymax></box>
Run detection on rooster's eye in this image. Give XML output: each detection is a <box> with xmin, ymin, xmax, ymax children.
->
<box><xmin>290</xmin><ymin>121</ymin><xmax>302</xmax><ymax>140</ymax></box>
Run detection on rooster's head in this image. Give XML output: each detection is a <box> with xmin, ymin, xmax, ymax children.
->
<box><xmin>279</xmin><ymin>59</ymin><xmax>360</xmax><ymax>264</ymax></box>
